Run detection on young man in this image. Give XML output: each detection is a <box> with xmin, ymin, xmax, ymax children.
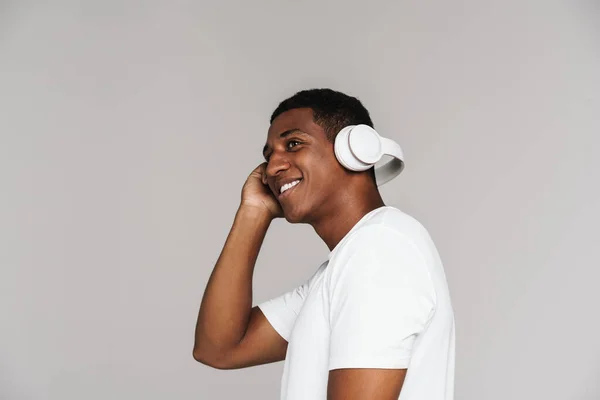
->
<box><xmin>193</xmin><ymin>89</ymin><xmax>455</xmax><ymax>400</ymax></box>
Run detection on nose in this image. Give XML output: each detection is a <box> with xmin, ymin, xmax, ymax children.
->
<box><xmin>265</xmin><ymin>151</ymin><xmax>290</xmax><ymax>178</ymax></box>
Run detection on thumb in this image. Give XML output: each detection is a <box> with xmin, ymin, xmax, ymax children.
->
<box><xmin>260</xmin><ymin>163</ymin><xmax>268</xmax><ymax>185</ymax></box>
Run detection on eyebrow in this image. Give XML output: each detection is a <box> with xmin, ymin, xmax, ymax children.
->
<box><xmin>262</xmin><ymin>128</ymin><xmax>308</xmax><ymax>160</ymax></box>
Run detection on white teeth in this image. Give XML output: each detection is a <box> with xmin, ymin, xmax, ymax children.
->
<box><xmin>280</xmin><ymin>179</ymin><xmax>301</xmax><ymax>194</ymax></box>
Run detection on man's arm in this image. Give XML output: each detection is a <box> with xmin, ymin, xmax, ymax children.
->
<box><xmin>327</xmin><ymin>368</ymin><xmax>407</xmax><ymax>399</ymax></box>
<box><xmin>192</xmin><ymin>205</ymin><xmax>286</xmax><ymax>369</ymax></box>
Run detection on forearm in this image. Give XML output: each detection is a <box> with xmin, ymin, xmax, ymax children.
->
<box><xmin>193</xmin><ymin>205</ymin><xmax>272</xmax><ymax>358</ymax></box>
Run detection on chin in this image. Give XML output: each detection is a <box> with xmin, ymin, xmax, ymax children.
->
<box><xmin>283</xmin><ymin>211</ymin><xmax>304</xmax><ymax>224</ymax></box>
<box><xmin>282</xmin><ymin>204</ymin><xmax>309</xmax><ymax>224</ymax></box>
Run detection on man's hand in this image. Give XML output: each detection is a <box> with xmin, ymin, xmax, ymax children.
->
<box><xmin>240</xmin><ymin>162</ymin><xmax>283</xmax><ymax>219</ymax></box>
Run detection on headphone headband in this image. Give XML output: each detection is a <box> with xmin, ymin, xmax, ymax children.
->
<box><xmin>375</xmin><ymin>136</ymin><xmax>405</xmax><ymax>186</ymax></box>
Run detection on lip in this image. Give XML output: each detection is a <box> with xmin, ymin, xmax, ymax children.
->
<box><xmin>277</xmin><ymin>179</ymin><xmax>303</xmax><ymax>200</ymax></box>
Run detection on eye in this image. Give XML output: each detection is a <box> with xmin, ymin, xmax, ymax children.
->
<box><xmin>265</xmin><ymin>140</ymin><xmax>301</xmax><ymax>161</ymax></box>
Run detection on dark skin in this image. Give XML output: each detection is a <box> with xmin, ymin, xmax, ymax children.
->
<box><xmin>261</xmin><ymin>107</ymin><xmax>408</xmax><ymax>399</ymax></box>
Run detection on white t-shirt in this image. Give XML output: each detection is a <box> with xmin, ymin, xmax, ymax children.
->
<box><xmin>258</xmin><ymin>205</ymin><xmax>455</xmax><ymax>400</ymax></box>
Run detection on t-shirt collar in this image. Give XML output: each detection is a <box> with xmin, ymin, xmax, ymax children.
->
<box><xmin>327</xmin><ymin>205</ymin><xmax>390</xmax><ymax>260</ymax></box>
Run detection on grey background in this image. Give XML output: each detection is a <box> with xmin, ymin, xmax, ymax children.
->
<box><xmin>1</xmin><ymin>1</ymin><xmax>599</xmax><ymax>399</ymax></box>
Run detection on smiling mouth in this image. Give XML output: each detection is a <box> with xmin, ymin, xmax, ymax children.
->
<box><xmin>278</xmin><ymin>179</ymin><xmax>303</xmax><ymax>200</ymax></box>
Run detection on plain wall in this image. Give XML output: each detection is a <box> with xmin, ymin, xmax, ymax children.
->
<box><xmin>1</xmin><ymin>1</ymin><xmax>599</xmax><ymax>399</ymax></box>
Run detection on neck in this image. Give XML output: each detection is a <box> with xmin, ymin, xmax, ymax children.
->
<box><xmin>309</xmin><ymin>182</ymin><xmax>386</xmax><ymax>251</ymax></box>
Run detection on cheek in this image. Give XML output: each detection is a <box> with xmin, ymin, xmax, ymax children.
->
<box><xmin>298</xmin><ymin>149</ymin><xmax>344</xmax><ymax>187</ymax></box>
<box><xmin>310</xmin><ymin>148</ymin><xmax>340</xmax><ymax>169</ymax></box>
<box><xmin>312</xmin><ymin>165</ymin><xmax>342</xmax><ymax>193</ymax></box>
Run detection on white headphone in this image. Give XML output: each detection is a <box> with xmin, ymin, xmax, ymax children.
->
<box><xmin>334</xmin><ymin>124</ymin><xmax>405</xmax><ymax>186</ymax></box>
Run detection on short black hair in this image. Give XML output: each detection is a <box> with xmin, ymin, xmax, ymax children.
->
<box><xmin>269</xmin><ymin>88</ymin><xmax>374</xmax><ymax>142</ymax></box>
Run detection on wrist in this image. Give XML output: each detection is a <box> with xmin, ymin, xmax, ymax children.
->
<box><xmin>237</xmin><ymin>202</ymin><xmax>274</xmax><ymax>223</ymax></box>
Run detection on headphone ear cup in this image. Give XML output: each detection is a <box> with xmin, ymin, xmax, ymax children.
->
<box><xmin>334</xmin><ymin>126</ymin><xmax>372</xmax><ymax>171</ymax></box>
<box><xmin>348</xmin><ymin>125</ymin><xmax>384</xmax><ymax>164</ymax></box>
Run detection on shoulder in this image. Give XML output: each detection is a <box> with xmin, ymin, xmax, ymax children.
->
<box><xmin>328</xmin><ymin>208</ymin><xmax>429</xmax><ymax>276</ymax></box>
<box><xmin>334</xmin><ymin>223</ymin><xmax>422</xmax><ymax>267</ymax></box>
<box><xmin>326</xmin><ymin>220</ymin><xmax>437</xmax><ymax>308</ymax></box>
<box><xmin>327</xmin><ymin>208</ymin><xmax>436</xmax><ymax>285</ymax></box>
<box><xmin>367</xmin><ymin>206</ymin><xmax>430</xmax><ymax>240</ymax></box>
<box><xmin>335</xmin><ymin>207</ymin><xmax>430</xmax><ymax>258</ymax></box>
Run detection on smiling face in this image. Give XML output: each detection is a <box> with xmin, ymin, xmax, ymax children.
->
<box><xmin>262</xmin><ymin>107</ymin><xmax>346</xmax><ymax>223</ymax></box>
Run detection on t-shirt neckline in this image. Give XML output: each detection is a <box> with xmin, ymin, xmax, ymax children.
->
<box><xmin>327</xmin><ymin>205</ymin><xmax>392</xmax><ymax>260</ymax></box>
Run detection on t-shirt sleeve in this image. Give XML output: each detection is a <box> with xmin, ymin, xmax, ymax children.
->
<box><xmin>257</xmin><ymin>282</ymin><xmax>307</xmax><ymax>342</ymax></box>
<box><xmin>256</xmin><ymin>259</ymin><xmax>331</xmax><ymax>342</ymax></box>
<box><xmin>328</xmin><ymin>225</ymin><xmax>436</xmax><ymax>371</ymax></box>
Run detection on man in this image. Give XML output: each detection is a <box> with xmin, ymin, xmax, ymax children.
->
<box><xmin>193</xmin><ymin>88</ymin><xmax>455</xmax><ymax>400</ymax></box>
